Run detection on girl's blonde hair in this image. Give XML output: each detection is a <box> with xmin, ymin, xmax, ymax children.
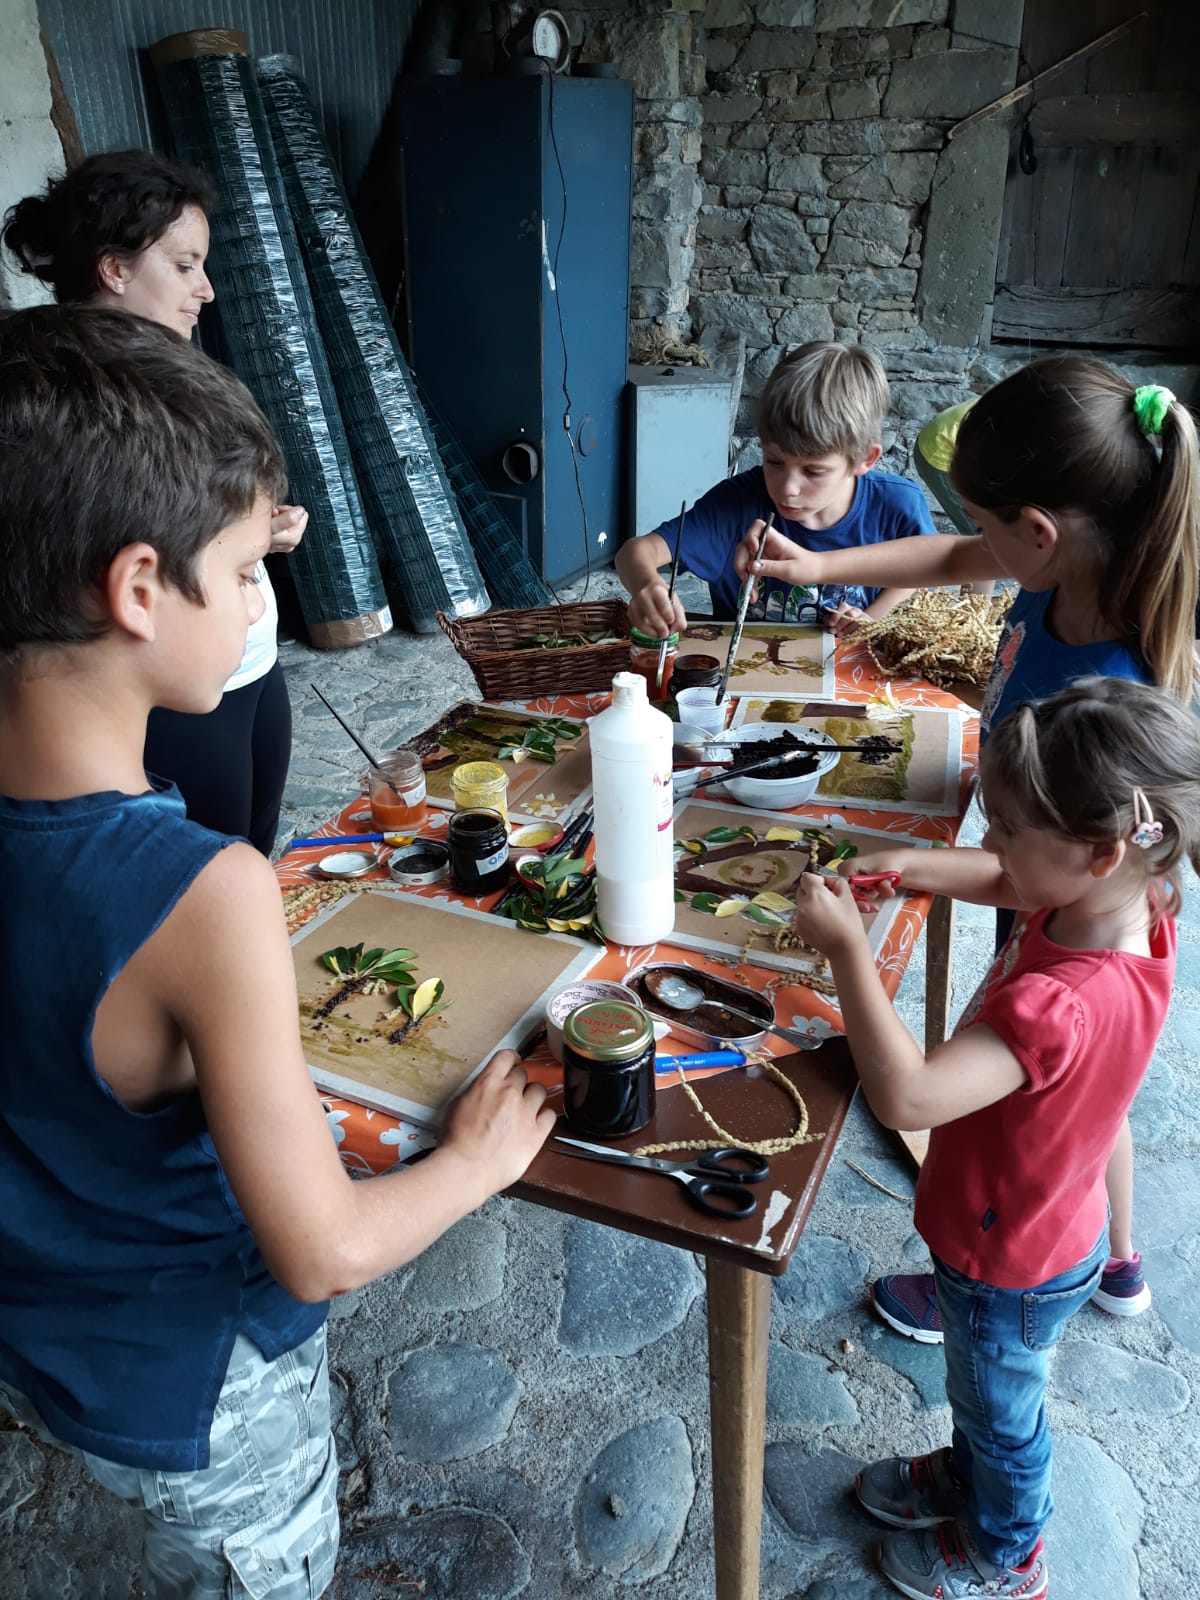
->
<box><xmin>952</xmin><ymin>357</ymin><xmax>1199</xmax><ymax>700</ymax></box>
<box><xmin>981</xmin><ymin>676</ymin><xmax>1200</xmax><ymax>917</ymax></box>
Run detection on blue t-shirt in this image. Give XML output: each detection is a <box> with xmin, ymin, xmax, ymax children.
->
<box><xmin>979</xmin><ymin>586</ymin><xmax>1148</xmax><ymax>742</ymax></box>
<box><xmin>651</xmin><ymin>465</ymin><xmax>935</xmax><ymax>621</ymax></box>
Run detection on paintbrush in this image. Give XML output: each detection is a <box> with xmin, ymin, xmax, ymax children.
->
<box><xmin>309</xmin><ymin>683</ymin><xmax>382</xmax><ymax>770</ymax></box>
<box><xmin>683</xmin><ymin>747</ymin><xmax>827</xmax><ymax>792</ymax></box>
<box><xmin>656</xmin><ymin>499</ymin><xmax>687</xmax><ymax>689</ymax></box>
<box><xmin>715</xmin><ymin>512</ymin><xmax>774</xmax><ymax>706</ymax></box>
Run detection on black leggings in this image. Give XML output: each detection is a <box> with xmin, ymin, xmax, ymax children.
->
<box><xmin>144</xmin><ymin>661</ymin><xmax>293</xmax><ymax>856</ymax></box>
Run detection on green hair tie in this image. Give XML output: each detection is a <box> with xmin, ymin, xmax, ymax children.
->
<box><xmin>1132</xmin><ymin>384</ymin><xmax>1175</xmax><ymax>437</ymax></box>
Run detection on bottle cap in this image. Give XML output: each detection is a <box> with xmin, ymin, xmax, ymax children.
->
<box><xmin>563</xmin><ymin>1000</ymin><xmax>654</xmax><ymax>1063</ymax></box>
<box><xmin>612</xmin><ymin>670</ymin><xmax>647</xmax><ymax>706</ymax></box>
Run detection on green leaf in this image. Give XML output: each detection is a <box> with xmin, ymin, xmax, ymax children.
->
<box><xmin>690</xmin><ymin>892</ymin><xmax>723</xmax><ymax>914</ymax></box>
<box><xmin>674</xmin><ymin>889</ymin><xmax>686</xmax><ymax>902</ymax></box>
<box><xmin>830</xmin><ymin>840</ymin><xmax>858</xmax><ymax>864</ymax></box>
<box><xmin>744</xmin><ymin>903</ymin><xmax>790</xmax><ymax>926</ymax></box>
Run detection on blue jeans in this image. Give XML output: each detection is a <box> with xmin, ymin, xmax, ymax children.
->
<box><xmin>933</xmin><ymin>1228</ymin><xmax>1107</xmax><ymax>1568</ymax></box>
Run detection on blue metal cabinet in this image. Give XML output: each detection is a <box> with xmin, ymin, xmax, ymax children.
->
<box><xmin>398</xmin><ymin>74</ymin><xmax>633</xmax><ymax>587</ymax></box>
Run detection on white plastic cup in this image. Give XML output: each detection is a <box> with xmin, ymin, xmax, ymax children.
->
<box><xmin>675</xmin><ymin>686</ymin><xmax>729</xmax><ymax>737</ymax></box>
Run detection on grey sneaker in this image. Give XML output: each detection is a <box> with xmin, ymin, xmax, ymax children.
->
<box><xmin>878</xmin><ymin>1518</ymin><xmax>1048</xmax><ymax>1599</ymax></box>
<box><xmin>856</xmin><ymin>1447</ymin><xmax>968</xmax><ymax>1529</ymax></box>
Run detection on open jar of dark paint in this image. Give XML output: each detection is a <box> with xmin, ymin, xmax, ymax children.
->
<box><xmin>561</xmin><ymin>1000</ymin><xmax>655</xmax><ymax>1139</ymax></box>
<box><xmin>447</xmin><ymin>807</ymin><xmax>510</xmax><ymax>895</ymax></box>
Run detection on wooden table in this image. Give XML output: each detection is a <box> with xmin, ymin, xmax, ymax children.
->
<box><xmin>514</xmin><ymin>1040</ymin><xmax>858</xmax><ymax>1600</ymax></box>
<box><xmin>277</xmin><ymin>643</ymin><xmax>977</xmax><ymax>1595</ymax></box>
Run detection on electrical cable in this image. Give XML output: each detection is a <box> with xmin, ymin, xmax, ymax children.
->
<box><xmin>543</xmin><ymin>58</ymin><xmax>594</xmax><ymax>600</ymax></box>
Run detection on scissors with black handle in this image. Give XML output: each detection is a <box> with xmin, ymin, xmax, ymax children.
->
<box><xmin>553</xmin><ymin>1136</ymin><xmax>770</xmax><ymax>1218</ymax></box>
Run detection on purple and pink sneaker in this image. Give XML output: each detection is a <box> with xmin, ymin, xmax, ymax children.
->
<box><xmin>871</xmin><ymin>1255</ymin><xmax>1151</xmax><ymax>1342</ymax></box>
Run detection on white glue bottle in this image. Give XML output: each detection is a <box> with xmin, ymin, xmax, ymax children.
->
<box><xmin>589</xmin><ymin>671</ymin><xmax>676</xmax><ymax>947</ymax></box>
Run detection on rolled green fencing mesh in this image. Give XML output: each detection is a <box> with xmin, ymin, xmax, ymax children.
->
<box><xmin>150</xmin><ymin>29</ymin><xmax>390</xmax><ymax>649</ymax></box>
<box><xmin>411</xmin><ymin>375</ymin><xmax>552</xmax><ymax>611</ymax></box>
<box><xmin>256</xmin><ymin>53</ymin><xmax>498</xmax><ymax>631</ymax></box>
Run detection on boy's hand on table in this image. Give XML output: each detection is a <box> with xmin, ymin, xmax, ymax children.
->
<box><xmin>822</xmin><ymin>602</ymin><xmax>868</xmax><ymax>637</ymax></box>
<box><xmin>735</xmin><ymin>518</ymin><xmax>822</xmax><ymax>596</ymax></box>
<box><xmin>269</xmin><ymin>503</ymin><xmax>309</xmax><ymax>553</ymax></box>
<box><xmin>629</xmin><ymin>581</ymin><xmax>687</xmax><ymax>637</ymax></box>
<box><xmin>793</xmin><ymin>874</ymin><xmax>867</xmax><ymax>958</ymax></box>
<box><xmin>440</xmin><ymin>1050</ymin><xmax>557</xmax><ymax>1193</ymax></box>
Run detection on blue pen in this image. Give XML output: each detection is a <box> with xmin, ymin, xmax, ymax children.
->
<box><xmin>655</xmin><ymin>1049</ymin><xmax>747</xmax><ymax>1074</ymax></box>
<box><xmin>287</xmin><ymin>832</ymin><xmax>391</xmax><ymax>850</ymax></box>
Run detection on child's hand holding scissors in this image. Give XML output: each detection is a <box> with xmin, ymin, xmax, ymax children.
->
<box><xmin>842</xmin><ymin>851</ymin><xmax>905</xmax><ymax>908</ymax></box>
<box><xmin>793</xmin><ymin>873</ymin><xmax>867</xmax><ymax>956</ymax></box>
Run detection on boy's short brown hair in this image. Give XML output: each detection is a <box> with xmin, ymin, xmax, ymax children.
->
<box><xmin>757</xmin><ymin>341</ymin><xmax>889</xmax><ymax>463</ymax></box>
<box><xmin>0</xmin><ymin>305</ymin><xmax>286</xmax><ymax>658</ymax></box>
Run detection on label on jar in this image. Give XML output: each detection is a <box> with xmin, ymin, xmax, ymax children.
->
<box><xmin>475</xmin><ymin>844</ymin><xmax>509</xmax><ymax>875</ymax></box>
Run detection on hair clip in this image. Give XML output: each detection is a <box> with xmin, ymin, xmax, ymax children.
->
<box><xmin>1131</xmin><ymin>788</ymin><xmax>1163</xmax><ymax>849</ymax></box>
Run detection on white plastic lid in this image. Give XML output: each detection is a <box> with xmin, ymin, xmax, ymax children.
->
<box><xmin>612</xmin><ymin>670</ymin><xmax>647</xmax><ymax>706</ymax></box>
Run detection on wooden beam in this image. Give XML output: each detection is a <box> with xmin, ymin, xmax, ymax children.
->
<box><xmin>39</xmin><ymin>25</ymin><xmax>84</xmax><ymax>168</ymax></box>
<box><xmin>1030</xmin><ymin>92</ymin><xmax>1200</xmax><ymax>148</ymax></box>
<box><xmin>992</xmin><ymin>285</ymin><xmax>1200</xmax><ymax>349</ymax></box>
<box><xmin>946</xmin><ymin>13</ymin><xmax>1147</xmax><ymax>142</ymax></box>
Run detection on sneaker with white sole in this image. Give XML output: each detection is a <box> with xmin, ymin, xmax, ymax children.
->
<box><xmin>878</xmin><ymin>1517</ymin><xmax>1048</xmax><ymax>1599</ymax></box>
<box><xmin>1091</xmin><ymin>1252</ymin><xmax>1152</xmax><ymax>1317</ymax></box>
<box><xmin>871</xmin><ymin>1273</ymin><xmax>944</xmax><ymax>1344</ymax></box>
<box><xmin>856</xmin><ymin>1447</ymin><xmax>968</xmax><ymax>1529</ymax></box>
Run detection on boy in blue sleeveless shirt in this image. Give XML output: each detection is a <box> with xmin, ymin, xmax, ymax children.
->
<box><xmin>0</xmin><ymin>307</ymin><xmax>556</xmax><ymax>1599</ymax></box>
<box><xmin>616</xmin><ymin>340</ymin><xmax>933</xmax><ymax>639</ymax></box>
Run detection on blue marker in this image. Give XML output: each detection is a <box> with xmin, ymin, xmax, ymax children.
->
<box><xmin>655</xmin><ymin>1049</ymin><xmax>748</xmax><ymax>1074</ymax></box>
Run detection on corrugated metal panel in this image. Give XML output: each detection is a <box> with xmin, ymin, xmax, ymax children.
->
<box><xmin>37</xmin><ymin>0</ymin><xmax>419</xmax><ymax>193</ymax></box>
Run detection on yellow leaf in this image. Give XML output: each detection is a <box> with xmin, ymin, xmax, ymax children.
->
<box><xmin>715</xmin><ymin>897</ymin><xmax>749</xmax><ymax>917</ymax></box>
<box><xmin>410</xmin><ymin>977</ymin><xmax>443</xmax><ymax>1021</ymax></box>
<box><xmin>507</xmin><ymin>748</ymin><xmax>531</xmax><ymax>764</ymax></box>
<box><xmin>547</xmin><ymin>914</ymin><xmax>594</xmax><ymax>932</ymax></box>
<box><xmin>764</xmin><ymin>826</ymin><xmax>803</xmax><ymax>842</ymax></box>
<box><xmin>682</xmin><ymin>839</ymin><xmax>706</xmax><ymax>854</ymax></box>
<box><xmin>750</xmin><ymin>892</ymin><xmax>793</xmax><ymax>913</ymax></box>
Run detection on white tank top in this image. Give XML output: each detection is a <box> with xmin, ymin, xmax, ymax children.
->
<box><xmin>223</xmin><ymin>563</ymin><xmax>279</xmax><ymax>692</ymax></box>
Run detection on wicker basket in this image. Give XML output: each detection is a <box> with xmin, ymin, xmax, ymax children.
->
<box><xmin>437</xmin><ymin>601</ymin><xmax>632</xmax><ymax>700</ymax></box>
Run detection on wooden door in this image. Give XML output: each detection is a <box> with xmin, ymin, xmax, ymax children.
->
<box><xmin>994</xmin><ymin>0</ymin><xmax>1200</xmax><ymax>352</ymax></box>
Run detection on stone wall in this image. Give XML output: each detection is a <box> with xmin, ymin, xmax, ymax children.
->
<box><xmin>560</xmin><ymin>0</ymin><xmax>1027</xmax><ymax>479</ymax></box>
<box><xmin>0</xmin><ymin>0</ymin><xmax>65</xmax><ymax>310</ymax></box>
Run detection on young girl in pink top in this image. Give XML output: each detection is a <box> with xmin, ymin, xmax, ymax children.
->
<box><xmin>792</xmin><ymin>676</ymin><xmax>1200</xmax><ymax>1600</ymax></box>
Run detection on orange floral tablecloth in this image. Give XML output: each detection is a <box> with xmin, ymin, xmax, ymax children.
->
<box><xmin>279</xmin><ymin>639</ymin><xmax>978</xmax><ymax>1174</ymax></box>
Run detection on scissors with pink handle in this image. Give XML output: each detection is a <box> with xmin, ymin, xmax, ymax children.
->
<box><xmin>846</xmin><ymin>869</ymin><xmax>903</xmax><ymax>908</ymax></box>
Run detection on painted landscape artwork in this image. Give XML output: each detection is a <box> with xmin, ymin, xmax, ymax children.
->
<box><xmin>732</xmin><ymin>697</ymin><xmax>962</xmax><ymax>815</ymax></box>
<box><xmin>292</xmin><ymin>891</ymin><xmax>598</xmax><ymax>1124</ymax></box>
<box><xmin>668</xmin><ymin>799</ymin><xmax>928</xmax><ymax>975</ymax></box>
<box><xmin>676</xmin><ymin>622</ymin><xmax>836</xmax><ymax>698</ymax></box>
<box><xmin>407</xmin><ymin>702</ymin><xmax>592</xmax><ymax>822</ymax></box>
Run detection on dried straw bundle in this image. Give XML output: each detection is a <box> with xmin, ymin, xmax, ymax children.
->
<box><xmin>858</xmin><ymin>588</ymin><xmax>1014</xmax><ymax>692</ymax></box>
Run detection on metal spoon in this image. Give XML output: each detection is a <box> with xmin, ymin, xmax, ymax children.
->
<box><xmin>645</xmin><ymin>971</ymin><xmax>824</xmax><ymax>1051</ymax></box>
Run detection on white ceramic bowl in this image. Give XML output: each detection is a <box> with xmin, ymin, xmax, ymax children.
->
<box><xmin>718</xmin><ymin>723</ymin><xmax>841</xmax><ymax>811</ymax></box>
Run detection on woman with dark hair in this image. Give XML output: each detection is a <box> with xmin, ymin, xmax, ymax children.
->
<box><xmin>3</xmin><ymin>150</ymin><xmax>304</xmax><ymax>855</ymax></box>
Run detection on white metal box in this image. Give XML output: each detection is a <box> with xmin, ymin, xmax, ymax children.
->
<box><xmin>627</xmin><ymin>364</ymin><xmax>733</xmax><ymax>539</ymax></box>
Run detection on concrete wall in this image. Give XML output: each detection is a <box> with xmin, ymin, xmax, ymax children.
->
<box><xmin>0</xmin><ymin>0</ymin><xmax>64</xmax><ymax>309</ymax></box>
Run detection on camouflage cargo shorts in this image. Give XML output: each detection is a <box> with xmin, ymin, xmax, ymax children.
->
<box><xmin>0</xmin><ymin>1326</ymin><xmax>339</xmax><ymax>1598</ymax></box>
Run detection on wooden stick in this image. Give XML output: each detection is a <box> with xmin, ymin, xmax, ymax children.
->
<box><xmin>945</xmin><ymin>13</ymin><xmax>1146</xmax><ymax>142</ymax></box>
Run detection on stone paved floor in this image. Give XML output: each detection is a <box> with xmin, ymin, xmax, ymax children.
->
<box><xmin>1</xmin><ymin>572</ymin><xmax>1197</xmax><ymax>1598</ymax></box>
